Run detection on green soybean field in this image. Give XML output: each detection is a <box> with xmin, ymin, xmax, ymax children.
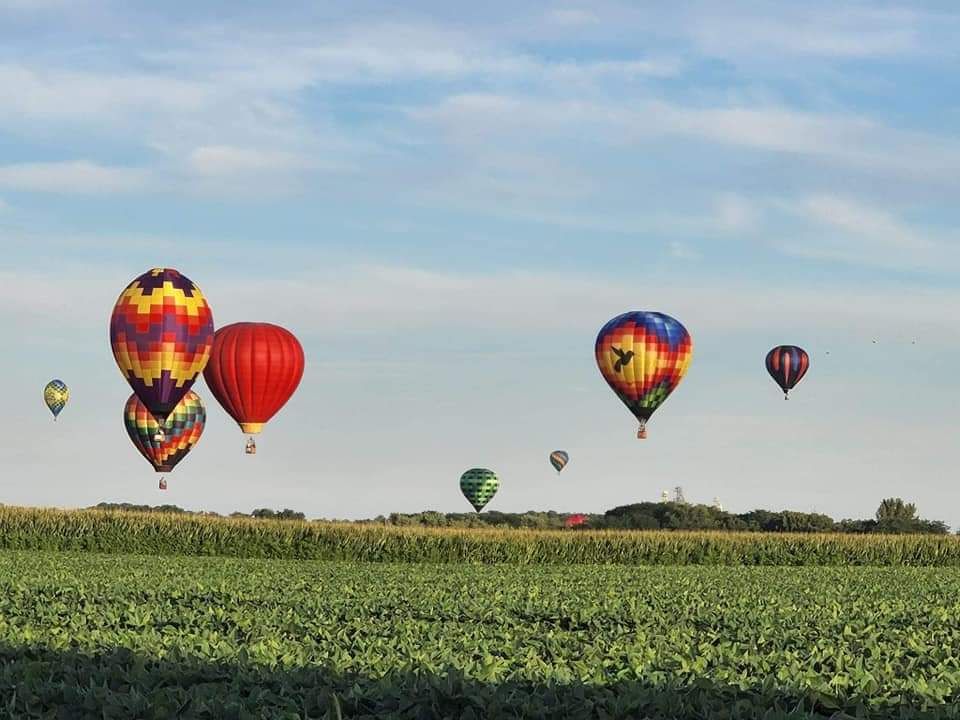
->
<box><xmin>1</xmin><ymin>551</ymin><xmax>959</xmax><ymax>719</ymax></box>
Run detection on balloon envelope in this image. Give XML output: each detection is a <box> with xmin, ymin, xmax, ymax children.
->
<box><xmin>110</xmin><ymin>268</ymin><xmax>214</xmax><ymax>422</ymax></box>
<box><xmin>765</xmin><ymin>345</ymin><xmax>809</xmax><ymax>397</ymax></box>
<box><xmin>43</xmin><ymin>379</ymin><xmax>69</xmax><ymax>419</ymax></box>
<box><xmin>460</xmin><ymin>468</ymin><xmax>500</xmax><ymax>512</ymax></box>
<box><xmin>202</xmin><ymin>322</ymin><xmax>304</xmax><ymax>434</ymax></box>
<box><xmin>595</xmin><ymin>311</ymin><xmax>692</xmax><ymax>435</ymax></box>
<box><xmin>549</xmin><ymin>450</ymin><xmax>569</xmax><ymax>473</ymax></box>
<box><xmin>124</xmin><ymin>391</ymin><xmax>205</xmax><ymax>473</ymax></box>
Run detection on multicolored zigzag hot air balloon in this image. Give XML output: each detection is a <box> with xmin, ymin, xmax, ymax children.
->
<box><xmin>596</xmin><ymin>311</ymin><xmax>692</xmax><ymax>439</ymax></box>
<box><xmin>43</xmin><ymin>379</ymin><xmax>69</xmax><ymax>421</ymax></box>
<box><xmin>460</xmin><ymin>468</ymin><xmax>500</xmax><ymax>512</ymax></box>
<box><xmin>202</xmin><ymin>322</ymin><xmax>304</xmax><ymax>454</ymax></box>
<box><xmin>124</xmin><ymin>391</ymin><xmax>205</xmax><ymax>476</ymax></box>
<box><xmin>110</xmin><ymin>268</ymin><xmax>214</xmax><ymax>426</ymax></box>
<box><xmin>549</xmin><ymin>450</ymin><xmax>569</xmax><ymax>474</ymax></box>
<box><xmin>765</xmin><ymin>345</ymin><xmax>809</xmax><ymax>399</ymax></box>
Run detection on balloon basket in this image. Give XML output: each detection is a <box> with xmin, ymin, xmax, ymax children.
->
<box><xmin>245</xmin><ymin>437</ymin><xmax>257</xmax><ymax>455</ymax></box>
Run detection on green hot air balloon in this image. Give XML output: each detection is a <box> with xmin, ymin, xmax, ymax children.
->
<box><xmin>460</xmin><ymin>468</ymin><xmax>500</xmax><ymax>513</ymax></box>
<box><xmin>43</xmin><ymin>379</ymin><xmax>69</xmax><ymax>421</ymax></box>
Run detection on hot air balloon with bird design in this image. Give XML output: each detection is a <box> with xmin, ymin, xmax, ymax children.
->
<box><xmin>765</xmin><ymin>345</ymin><xmax>809</xmax><ymax>399</ymax></box>
<box><xmin>43</xmin><ymin>379</ymin><xmax>69</xmax><ymax>421</ymax></box>
<box><xmin>110</xmin><ymin>268</ymin><xmax>214</xmax><ymax>442</ymax></box>
<box><xmin>549</xmin><ymin>450</ymin><xmax>569</xmax><ymax>474</ymax></box>
<box><xmin>595</xmin><ymin>311</ymin><xmax>692</xmax><ymax>439</ymax></box>
<box><xmin>460</xmin><ymin>468</ymin><xmax>499</xmax><ymax>512</ymax></box>
<box><xmin>124</xmin><ymin>390</ymin><xmax>205</xmax><ymax>489</ymax></box>
<box><xmin>202</xmin><ymin>322</ymin><xmax>304</xmax><ymax>454</ymax></box>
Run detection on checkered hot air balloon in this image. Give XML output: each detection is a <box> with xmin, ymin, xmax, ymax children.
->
<box><xmin>43</xmin><ymin>379</ymin><xmax>69</xmax><ymax>420</ymax></box>
<box><xmin>460</xmin><ymin>468</ymin><xmax>500</xmax><ymax>513</ymax></box>
<box><xmin>765</xmin><ymin>345</ymin><xmax>809</xmax><ymax>399</ymax></box>
<box><xmin>110</xmin><ymin>268</ymin><xmax>214</xmax><ymax>425</ymax></box>
<box><xmin>124</xmin><ymin>391</ymin><xmax>205</xmax><ymax>474</ymax></box>
<box><xmin>595</xmin><ymin>311</ymin><xmax>692</xmax><ymax>439</ymax></box>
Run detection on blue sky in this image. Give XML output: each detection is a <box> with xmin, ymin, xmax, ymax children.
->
<box><xmin>2</xmin><ymin>1</ymin><xmax>959</xmax><ymax>525</ymax></box>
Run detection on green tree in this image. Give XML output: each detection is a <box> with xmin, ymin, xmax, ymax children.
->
<box><xmin>875</xmin><ymin>498</ymin><xmax>917</xmax><ymax>522</ymax></box>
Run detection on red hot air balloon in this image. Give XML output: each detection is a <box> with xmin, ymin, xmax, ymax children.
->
<box><xmin>202</xmin><ymin>322</ymin><xmax>304</xmax><ymax>452</ymax></box>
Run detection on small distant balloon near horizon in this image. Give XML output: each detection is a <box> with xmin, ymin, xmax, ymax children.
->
<box><xmin>460</xmin><ymin>468</ymin><xmax>500</xmax><ymax>513</ymax></box>
<box><xmin>549</xmin><ymin>450</ymin><xmax>569</xmax><ymax>474</ymax></box>
<box><xmin>43</xmin><ymin>379</ymin><xmax>69</xmax><ymax>420</ymax></box>
<box><xmin>765</xmin><ymin>345</ymin><xmax>809</xmax><ymax>399</ymax></box>
<box><xmin>109</xmin><ymin>268</ymin><xmax>214</xmax><ymax>426</ymax></box>
<box><xmin>595</xmin><ymin>311</ymin><xmax>692</xmax><ymax>439</ymax></box>
<box><xmin>124</xmin><ymin>391</ymin><xmax>206</xmax><ymax>478</ymax></box>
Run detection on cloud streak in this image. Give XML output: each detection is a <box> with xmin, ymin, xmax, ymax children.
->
<box><xmin>0</xmin><ymin>161</ymin><xmax>149</xmax><ymax>194</ymax></box>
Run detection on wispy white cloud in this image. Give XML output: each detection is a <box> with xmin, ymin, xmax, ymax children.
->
<box><xmin>0</xmin><ymin>161</ymin><xmax>149</xmax><ymax>194</ymax></box>
<box><xmin>546</xmin><ymin>8</ymin><xmax>600</xmax><ymax>27</ymax></box>
<box><xmin>668</xmin><ymin>241</ymin><xmax>702</xmax><ymax>261</ymax></box>
<box><xmin>0</xmin><ymin>0</ymin><xmax>73</xmax><ymax>9</ymax></box>
<box><xmin>0</xmin><ymin>64</ymin><xmax>210</xmax><ymax>122</ymax></box>
<box><xmin>687</xmin><ymin>4</ymin><xmax>922</xmax><ymax>59</ymax></box>
<box><xmin>801</xmin><ymin>195</ymin><xmax>934</xmax><ymax>251</ymax></box>
<box><xmin>415</xmin><ymin>93</ymin><xmax>960</xmax><ymax>182</ymax></box>
<box><xmin>7</xmin><ymin>259</ymin><xmax>958</xmax><ymax>344</ymax></box>
<box><xmin>773</xmin><ymin>195</ymin><xmax>954</xmax><ymax>271</ymax></box>
<box><xmin>197</xmin><ymin>263</ymin><xmax>960</xmax><ymax>344</ymax></box>
<box><xmin>714</xmin><ymin>193</ymin><xmax>759</xmax><ymax>232</ymax></box>
<box><xmin>187</xmin><ymin>146</ymin><xmax>309</xmax><ymax>176</ymax></box>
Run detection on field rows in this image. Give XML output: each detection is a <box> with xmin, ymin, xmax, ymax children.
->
<box><xmin>0</xmin><ymin>552</ymin><xmax>958</xmax><ymax>718</ymax></box>
<box><xmin>1</xmin><ymin>506</ymin><xmax>960</xmax><ymax>565</ymax></box>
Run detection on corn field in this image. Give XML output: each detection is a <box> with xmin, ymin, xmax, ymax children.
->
<box><xmin>0</xmin><ymin>506</ymin><xmax>958</xmax><ymax>564</ymax></box>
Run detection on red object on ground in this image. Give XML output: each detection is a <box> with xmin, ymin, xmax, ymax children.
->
<box><xmin>565</xmin><ymin>513</ymin><xmax>587</xmax><ymax>528</ymax></box>
<box><xmin>202</xmin><ymin>322</ymin><xmax>305</xmax><ymax>434</ymax></box>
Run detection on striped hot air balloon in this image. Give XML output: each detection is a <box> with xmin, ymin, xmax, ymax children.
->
<box><xmin>549</xmin><ymin>450</ymin><xmax>569</xmax><ymax>474</ymax></box>
<box><xmin>765</xmin><ymin>345</ymin><xmax>809</xmax><ymax>399</ymax></box>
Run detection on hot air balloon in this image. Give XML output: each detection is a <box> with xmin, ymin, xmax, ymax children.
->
<box><xmin>202</xmin><ymin>322</ymin><xmax>304</xmax><ymax>453</ymax></box>
<box><xmin>549</xmin><ymin>450</ymin><xmax>569</xmax><ymax>474</ymax></box>
<box><xmin>460</xmin><ymin>468</ymin><xmax>499</xmax><ymax>512</ymax></box>
<box><xmin>595</xmin><ymin>311</ymin><xmax>692</xmax><ymax>439</ymax></box>
<box><xmin>110</xmin><ymin>269</ymin><xmax>214</xmax><ymax>436</ymax></box>
<box><xmin>43</xmin><ymin>379</ymin><xmax>69</xmax><ymax>421</ymax></box>
<box><xmin>124</xmin><ymin>391</ymin><xmax>205</xmax><ymax>484</ymax></box>
<box><xmin>765</xmin><ymin>345</ymin><xmax>809</xmax><ymax>399</ymax></box>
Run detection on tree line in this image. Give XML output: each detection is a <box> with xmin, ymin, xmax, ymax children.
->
<box><xmin>90</xmin><ymin>497</ymin><xmax>949</xmax><ymax>534</ymax></box>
